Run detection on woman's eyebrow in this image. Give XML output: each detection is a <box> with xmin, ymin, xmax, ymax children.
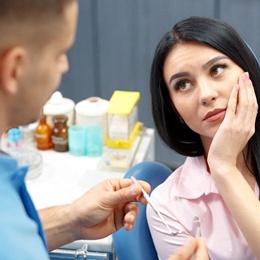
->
<box><xmin>168</xmin><ymin>56</ymin><xmax>229</xmax><ymax>85</ymax></box>
<box><xmin>169</xmin><ymin>72</ymin><xmax>190</xmax><ymax>85</ymax></box>
<box><xmin>202</xmin><ymin>55</ymin><xmax>229</xmax><ymax>70</ymax></box>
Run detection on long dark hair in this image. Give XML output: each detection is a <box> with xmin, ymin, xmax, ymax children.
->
<box><xmin>150</xmin><ymin>16</ymin><xmax>260</xmax><ymax>186</ymax></box>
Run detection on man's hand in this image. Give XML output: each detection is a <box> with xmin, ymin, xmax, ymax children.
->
<box><xmin>40</xmin><ymin>178</ymin><xmax>150</xmax><ymax>251</ymax></box>
<box><xmin>69</xmin><ymin>178</ymin><xmax>150</xmax><ymax>240</ymax></box>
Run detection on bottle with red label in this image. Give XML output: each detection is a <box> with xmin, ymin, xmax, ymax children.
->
<box><xmin>52</xmin><ymin>115</ymin><xmax>68</xmax><ymax>152</ymax></box>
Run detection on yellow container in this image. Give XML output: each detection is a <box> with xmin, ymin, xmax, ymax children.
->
<box><xmin>106</xmin><ymin>90</ymin><xmax>140</xmax><ymax>149</ymax></box>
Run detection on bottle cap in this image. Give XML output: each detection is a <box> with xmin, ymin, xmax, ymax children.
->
<box><xmin>52</xmin><ymin>115</ymin><xmax>68</xmax><ymax>124</ymax></box>
<box><xmin>75</xmin><ymin>97</ymin><xmax>109</xmax><ymax>117</ymax></box>
<box><xmin>43</xmin><ymin>91</ymin><xmax>75</xmax><ymax>115</ymax></box>
<box><xmin>8</xmin><ymin>128</ymin><xmax>22</xmax><ymax>143</ymax></box>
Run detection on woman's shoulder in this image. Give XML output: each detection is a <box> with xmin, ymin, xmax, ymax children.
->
<box><xmin>150</xmin><ymin>156</ymin><xmax>206</xmax><ymax>198</ymax></box>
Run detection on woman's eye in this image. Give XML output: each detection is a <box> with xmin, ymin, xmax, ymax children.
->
<box><xmin>210</xmin><ymin>64</ymin><xmax>227</xmax><ymax>76</ymax></box>
<box><xmin>174</xmin><ymin>80</ymin><xmax>192</xmax><ymax>92</ymax></box>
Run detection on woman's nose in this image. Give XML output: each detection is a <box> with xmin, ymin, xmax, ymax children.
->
<box><xmin>198</xmin><ymin>80</ymin><xmax>218</xmax><ymax>106</ymax></box>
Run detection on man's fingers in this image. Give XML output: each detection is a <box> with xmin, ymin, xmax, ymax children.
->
<box><xmin>109</xmin><ymin>179</ymin><xmax>151</xmax><ymax>205</ymax></box>
<box><xmin>123</xmin><ymin>203</ymin><xmax>139</xmax><ymax>230</ymax></box>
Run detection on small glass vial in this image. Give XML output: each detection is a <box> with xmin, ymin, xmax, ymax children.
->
<box><xmin>36</xmin><ymin>114</ymin><xmax>53</xmax><ymax>150</ymax></box>
<box><xmin>52</xmin><ymin>115</ymin><xmax>68</xmax><ymax>152</ymax></box>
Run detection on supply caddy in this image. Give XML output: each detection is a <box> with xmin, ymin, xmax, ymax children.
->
<box><xmin>105</xmin><ymin>90</ymin><xmax>141</xmax><ymax>149</ymax></box>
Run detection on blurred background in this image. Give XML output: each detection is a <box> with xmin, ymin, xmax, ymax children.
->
<box><xmin>59</xmin><ymin>0</ymin><xmax>260</xmax><ymax>169</ymax></box>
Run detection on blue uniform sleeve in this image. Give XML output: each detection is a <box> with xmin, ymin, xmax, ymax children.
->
<box><xmin>0</xmin><ymin>156</ymin><xmax>49</xmax><ymax>260</ymax></box>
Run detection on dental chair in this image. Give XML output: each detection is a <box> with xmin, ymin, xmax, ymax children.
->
<box><xmin>112</xmin><ymin>161</ymin><xmax>172</xmax><ymax>260</ymax></box>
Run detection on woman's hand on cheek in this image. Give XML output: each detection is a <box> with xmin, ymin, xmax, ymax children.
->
<box><xmin>208</xmin><ymin>72</ymin><xmax>258</xmax><ymax>170</ymax></box>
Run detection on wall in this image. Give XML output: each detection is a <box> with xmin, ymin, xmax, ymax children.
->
<box><xmin>59</xmin><ymin>0</ymin><xmax>260</xmax><ymax>169</ymax></box>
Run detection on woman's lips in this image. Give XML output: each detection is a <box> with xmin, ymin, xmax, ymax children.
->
<box><xmin>203</xmin><ymin>109</ymin><xmax>226</xmax><ymax>122</ymax></box>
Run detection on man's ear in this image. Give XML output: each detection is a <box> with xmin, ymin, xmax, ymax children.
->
<box><xmin>0</xmin><ymin>47</ymin><xmax>27</xmax><ymax>94</ymax></box>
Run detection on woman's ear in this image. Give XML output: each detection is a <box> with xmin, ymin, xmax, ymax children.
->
<box><xmin>0</xmin><ymin>46</ymin><xmax>26</xmax><ymax>94</ymax></box>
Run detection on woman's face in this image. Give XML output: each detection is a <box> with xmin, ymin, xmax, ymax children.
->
<box><xmin>163</xmin><ymin>41</ymin><xmax>244</xmax><ymax>144</ymax></box>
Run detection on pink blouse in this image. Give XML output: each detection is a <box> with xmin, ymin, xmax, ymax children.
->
<box><xmin>146</xmin><ymin>156</ymin><xmax>258</xmax><ymax>260</ymax></box>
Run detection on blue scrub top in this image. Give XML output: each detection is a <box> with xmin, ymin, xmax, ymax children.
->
<box><xmin>0</xmin><ymin>152</ymin><xmax>49</xmax><ymax>259</ymax></box>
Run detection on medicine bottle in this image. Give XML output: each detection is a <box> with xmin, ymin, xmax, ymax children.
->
<box><xmin>36</xmin><ymin>113</ymin><xmax>53</xmax><ymax>150</ymax></box>
<box><xmin>52</xmin><ymin>115</ymin><xmax>68</xmax><ymax>152</ymax></box>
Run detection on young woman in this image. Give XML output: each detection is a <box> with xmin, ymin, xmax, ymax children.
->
<box><xmin>147</xmin><ymin>16</ymin><xmax>260</xmax><ymax>260</ymax></box>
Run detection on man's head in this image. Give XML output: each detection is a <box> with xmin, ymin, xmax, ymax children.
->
<box><xmin>0</xmin><ymin>0</ymin><xmax>78</xmax><ymax>131</ymax></box>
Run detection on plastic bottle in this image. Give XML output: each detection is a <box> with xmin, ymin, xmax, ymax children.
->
<box><xmin>35</xmin><ymin>113</ymin><xmax>53</xmax><ymax>150</ymax></box>
<box><xmin>8</xmin><ymin>128</ymin><xmax>22</xmax><ymax>149</ymax></box>
<box><xmin>52</xmin><ymin>115</ymin><xmax>68</xmax><ymax>152</ymax></box>
<box><xmin>7</xmin><ymin>128</ymin><xmax>43</xmax><ymax>180</ymax></box>
<box><xmin>43</xmin><ymin>91</ymin><xmax>75</xmax><ymax>127</ymax></box>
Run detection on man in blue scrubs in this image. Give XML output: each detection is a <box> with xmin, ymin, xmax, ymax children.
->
<box><xmin>0</xmin><ymin>1</ymin><xmax>150</xmax><ymax>259</ymax></box>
